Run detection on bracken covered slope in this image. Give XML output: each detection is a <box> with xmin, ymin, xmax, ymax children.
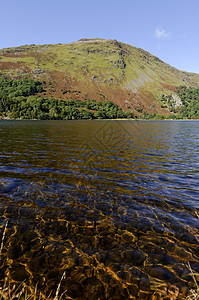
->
<box><xmin>1</xmin><ymin>38</ymin><xmax>199</xmax><ymax>115</ymax></box>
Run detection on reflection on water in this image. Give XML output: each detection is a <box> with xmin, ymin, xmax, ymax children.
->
<box><xmin>0</xmin><ymin>120</ymin><xmax>199</xmax><ymax>299</ymax></box>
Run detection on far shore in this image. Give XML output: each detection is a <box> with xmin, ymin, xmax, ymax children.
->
<box><xmin>1</xmin><ymin>117</ymin><xmax>199</xmax><ymax>121</ymax></box>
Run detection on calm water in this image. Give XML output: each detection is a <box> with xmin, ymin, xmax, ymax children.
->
<box><xmin>0</xmin><ymin>120</ymin><xmax>199</xmax><ymax>299</ymax></box>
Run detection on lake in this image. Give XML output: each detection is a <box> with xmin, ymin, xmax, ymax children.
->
<box><xmin>0</xmin><ymin>119</ymin><xmax>199</xmax><ymax>299</ymax></box>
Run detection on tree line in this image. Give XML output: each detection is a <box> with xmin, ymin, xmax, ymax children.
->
<box><xmin>1</xmin><ymin>77</ymin><xmax>199</xmax><ymax>120</ymax></box>
<box><xmin>175</xmin><ymin>85</ymin><xmax>199</xmax><ymax>119</ymax></box>
<box><xmin>160</xmin><ymin>85</ymin><xmax>199</xmax><ymax>119</ymax></box>
<box><xmin>0</xmin><ymin>77</ymin><xmax>134</xmax><ymax>120</ymax></box>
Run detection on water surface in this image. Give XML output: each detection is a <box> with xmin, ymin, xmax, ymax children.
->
<box><xmin>0</xmin><ymin>120</ymin><xmax>199</xmax><ymax>299</ymax></box>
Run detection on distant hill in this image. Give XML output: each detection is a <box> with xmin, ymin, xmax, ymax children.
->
<box><xmin>1</xmin><ymin>38</ymin><xmax>199</xmax><ymax>116</ymax></box>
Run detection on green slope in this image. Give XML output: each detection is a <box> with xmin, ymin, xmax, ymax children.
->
<box><xmin>1</xmin><ymin>38</ymin><xmax>199</xmax><ymax>116</ymax></box>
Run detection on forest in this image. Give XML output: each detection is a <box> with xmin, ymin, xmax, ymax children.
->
<box><xmin>175</xmin><ymin>85</ymin><xmax>199</xmax><ymax>118</ymax></box>
<box><xmin>1</xmin><ymin>78</ymin><xmax>199</xmax><ymax>120</ymax></box>
<box><xmin>160</xmin><ymin>85</ymin><xmax>199</xmax><ymax>119</ymax></box>
<box><xmin>0</xmin><ymin>77</ymin><xmax>133</xmax><ymax>120</ymax></box>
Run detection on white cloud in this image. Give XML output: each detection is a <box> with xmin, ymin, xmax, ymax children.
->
<box><xmin>155</xmin><ymin>27</ymin><xmax>170</xmax><ymax>39</ymax></box>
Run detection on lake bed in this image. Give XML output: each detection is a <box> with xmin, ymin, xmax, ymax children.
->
<box><xmin>0</xmin><ymin>119</ymin><xmax>199</xmax><ymax>299</ymax></box>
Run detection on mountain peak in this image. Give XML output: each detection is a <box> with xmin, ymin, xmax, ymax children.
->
<box><xmin>0</xmin><ymin>40</ymin><xmax>199</xmax><ymax>116</ymax></box>
<box><xmin>76</xmin><ymin>38</ymin><xmax>106</xmax><ymax>43</ymax></box>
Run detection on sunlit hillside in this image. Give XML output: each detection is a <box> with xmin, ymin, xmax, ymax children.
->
<box><xmin>1</xmin><ymin>38</ymin><xmax>199</xmax><ymax>116</ymax></box>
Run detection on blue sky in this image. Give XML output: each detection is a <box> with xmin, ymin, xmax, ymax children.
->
<box><xmin>1</xmin><ymin>0</ymin><xmax>199</xmax><ymax>73</ymax></box>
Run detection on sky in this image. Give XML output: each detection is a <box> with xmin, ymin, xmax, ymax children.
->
<box><xmin>1</xmin><ymin>0</ymin><xmax>199</xmax><ymax>73</ymax></box>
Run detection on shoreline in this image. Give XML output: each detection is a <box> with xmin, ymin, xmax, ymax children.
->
<box><xmin>1</xmin><ymin>117</ymin><xmax>199</xmax><ymax>121</ymax></box>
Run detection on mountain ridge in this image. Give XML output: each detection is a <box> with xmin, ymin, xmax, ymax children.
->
<box><xmin>1</xmin><ymin>38</ymin><xmax>199</xmax><ymax>116</ymax></box>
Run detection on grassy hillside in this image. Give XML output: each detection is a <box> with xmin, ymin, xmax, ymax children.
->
<box><xmin>1</xmin><ymin>38</ymin><xmax>199</xmax><ymax>116</ymax></box>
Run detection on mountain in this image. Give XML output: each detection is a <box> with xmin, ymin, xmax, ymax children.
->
<box><xmin>1</xmin><ymin>38</ymin><xmax>199</xmax><ymax>116</ymax></box>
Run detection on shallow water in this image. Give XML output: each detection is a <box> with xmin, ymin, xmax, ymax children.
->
<box><xmin>0</xmin><ymin>119</ymin><xmax>199</xmax><ymax>299</ymax></box>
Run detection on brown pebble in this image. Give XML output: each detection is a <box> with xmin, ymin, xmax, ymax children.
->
<box><xmin>121</xmin><ymin>230</ymin><xmax>136</xmax><ymax>243</ymax></box>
